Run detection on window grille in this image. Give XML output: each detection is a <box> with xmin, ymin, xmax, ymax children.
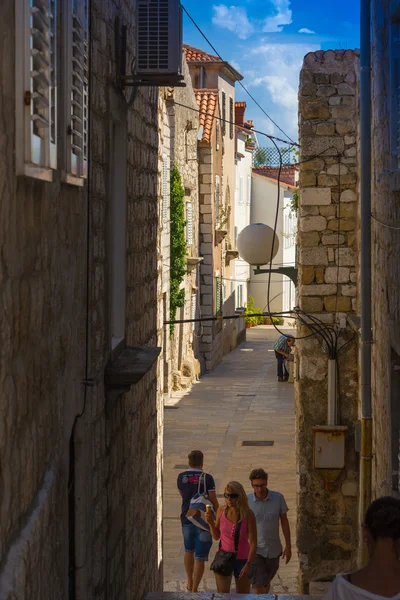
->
<box><xmin>236</xmin><ymin>284</ymin><xmax>243</xmax><ymax>308</ymax></box>
<box><xmin>63</xmin><ymin>0</ymin><xmax>89</xmax><ymax>184</ymax></box>
<box><xmin>15</xmin><ymin>0</ymin><xmax>57</xmax><ymax>179</ymax></box>
<box><xmin>186</xmin><ymin>201</ymin><xmax>193</xmax><ymax>246</ymax></box>
<box><xmin>229</xmin><ymin>97</ymin><xmax>234</xmax><ymax>139</ymax></box>
<box><xmin>162</xmin><ymin>154</ymin><xmax>169</xmax><ymax>223</ymax></box>
<box><xmin>215</xmin><ymin>176</ymin><xmax>221</xmax><ymax>220</ymax></box>
<box><xmin>216</xmin><ymin>275</ymin><xmax>222</xmax><ymax>316</ymax></box>
<box><xmin>221</xmin><ymin>91</ymin><xmax>226</xmax><ymax>135</ymax></box>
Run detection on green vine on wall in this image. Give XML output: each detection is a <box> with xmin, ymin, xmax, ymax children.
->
<box><xmin>170</xmin><ymin>164</ymin><xmax>187</xmax><ymax>334</ymax></box>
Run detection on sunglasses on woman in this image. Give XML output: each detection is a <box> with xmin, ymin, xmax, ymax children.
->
<box><xmin>224</xmin><ymin>492</ymin><xmax>239</xmax><ymax>499</ymax></box>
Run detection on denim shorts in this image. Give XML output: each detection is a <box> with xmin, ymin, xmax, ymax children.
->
<box><xmin>182</xmin><ymin>523</ymin><xmax>213</xmax><ymax>561</ymax></box>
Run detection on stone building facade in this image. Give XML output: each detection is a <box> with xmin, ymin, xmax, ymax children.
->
<box><xmin>0</xmin><ymin>1</ymin><xmax>164</xmax><ymax>598</ymax></box>
<box><xmin>370</xmin><ymin>0</ymin><xmax>400</xmax><ymax>499</ymax></box>
<box><xmin>184</xmin><ymin>45</ymin><xmax>243</xmax><ymax>372</ymax></box>
<box><xmin>160</xmin><ymin>58</ymin><xmax>201</xmax><ymax>393</ymax></box>
<box><xmin>296</xmin><ymin>50</ymin><xmax>361</xmax><ymax>590</ymax></box>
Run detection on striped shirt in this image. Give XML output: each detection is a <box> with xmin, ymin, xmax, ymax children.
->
<box><xmin>273</xmin><ymin>335</ymin><xmax>293</xmax><ymax>354</ymax></box>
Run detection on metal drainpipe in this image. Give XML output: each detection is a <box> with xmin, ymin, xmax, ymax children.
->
<box><xmin>359</xmin><ymin>0</ymin><xmax>373</xmax><ymax>566</ymax></box>
<box><xmin>200</xmin><ymin>66</ymin><xmax>205</xmax><ymax>89</ymax></box>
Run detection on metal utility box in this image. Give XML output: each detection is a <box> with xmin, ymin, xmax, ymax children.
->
<box><xmin>313</xmin><ymin>426</ymin><xmax>348</xmax><ymax>469</ymax></box>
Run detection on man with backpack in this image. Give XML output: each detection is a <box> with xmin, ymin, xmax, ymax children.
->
<box><xmin>177</xmin><ymin>450</ymin><xmax>219</xmax><ymax>592</ymax></box>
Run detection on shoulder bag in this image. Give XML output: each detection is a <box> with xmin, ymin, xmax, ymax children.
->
<box><xmin>210</xmin><ymin>513</ymin><xmax>242</xmax><ymax>576</ymax></box>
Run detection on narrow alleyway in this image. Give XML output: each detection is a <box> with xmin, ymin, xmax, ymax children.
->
<box><xmin>163</xmin><ymin>326</ymin><xmax>298</xmax><ymax>594</ymax></box>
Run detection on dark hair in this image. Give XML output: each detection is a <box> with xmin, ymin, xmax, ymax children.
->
<box><xmin>249</xmin><ymin>468</ymin><xmax>268</xmax><ymax>481</ymax></box>
<box><xmin>188</xmin><ymin>450</ymin><xmax>204</xmax><ymax>468</ymax></box>
<box><xmin>364</xmin><ymin>496</ymin><xmax>400</xmax><ymax>540</ymax></box>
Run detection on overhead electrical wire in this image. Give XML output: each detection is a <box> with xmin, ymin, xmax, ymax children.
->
<box><xmin>181</xmin><ymin>5</ymin><xmax>296</xmax><ymax>146</ymax></box>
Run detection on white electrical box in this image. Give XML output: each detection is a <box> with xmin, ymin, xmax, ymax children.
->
<box><xmin>313</xmin><ymin>426</ymin><xmax>348</xmax><ymax>469</ymax></box>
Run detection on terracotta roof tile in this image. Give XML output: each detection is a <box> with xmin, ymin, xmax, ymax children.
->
<box><xmin>183</xmin><ymin>44</ymin><xmax>221</xmax><ymax>62</ymax></box>
<box><xmin>194</xmin><ymin>89</ymin><xmax>218</xmax><ymax>143</ymax></box>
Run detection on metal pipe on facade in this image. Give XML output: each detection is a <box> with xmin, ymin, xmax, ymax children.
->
<box><xmin>327</xmin><ymin>359</ymin><xmax>337</xmax><ymax>426</ymax></box>
<box><xmin>359</xmin><ymin>0</ymin><xmax>373</xmax><ymax>565</ymax></box>
<box><xmin>200</xmin><ymin>66</ymin><xmax>205</xmax><ymax>88</ymax></box>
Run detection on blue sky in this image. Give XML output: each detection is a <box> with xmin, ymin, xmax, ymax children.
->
<box><xmin>182</xmin><ymin>0</ymin><xmax>360</xmax><ymax>144</ymax></box>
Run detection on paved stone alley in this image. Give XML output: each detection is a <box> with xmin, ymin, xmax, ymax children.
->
<box><xmin>163</xmin><ymin>326</ymin><xmax>298</xmax><ymax>594</ymax></box>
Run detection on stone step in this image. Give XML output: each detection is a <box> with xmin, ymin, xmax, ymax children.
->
<box><xmin>145</xmin><ymin>594</ymin><xmax>316</xmax><ymax>599</ymax></box>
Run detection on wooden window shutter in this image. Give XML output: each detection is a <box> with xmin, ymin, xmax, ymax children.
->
<box><xmin>62</xmin><ymin>0</ymin><xmax>89</xmax><ymax>184</ymax></box>
<box><xmin>162</xmin><ymin>154</ymin><xmax>169</xmax><ymax>223</ymax></box>
<box><xmin>216</xmin><ymin>275</ymin><xmax>222</xmax><ymax>316</ymax></box>
<box><xmin>15</xmin><ymin>0</ymin><xmax>57</xmax><ymax>180</ymax></box>
<box><xmin>229</xmin><ymin>97</ymin><xmax>234</xmax><ymax>139</ymax></box>
<box><xmin>221</xmin><ymin>91</ymin><xmax>226</xmax><ymax>135</ymax></box>
<box><xmin>186</xmin><ymin>201</ymin><xmax>193</xmax><ymax>246</ymax></box>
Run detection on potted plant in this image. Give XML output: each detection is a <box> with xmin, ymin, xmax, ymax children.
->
<box><xmin>244</xmin><ymin>295</ymin><xmax>263</xmax><ymax>328</ymax></box>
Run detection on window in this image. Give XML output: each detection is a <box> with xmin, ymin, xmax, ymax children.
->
<box><xmin>229</xmin><ymin>97</ymin><xmax>234</xmax><ymax>139</ymax></box>
<box><xmin>62</xmin><ymin>0</ymin><xmax>89</xmax><ymax>184</ymax></box>
<box><xmin>236</xmin><ymin>284</ymin><xmax>243</xmax><ymax>308</ymax></box>
<box><xmin>15</xmin><ymin>0</ymin><xmax>57</xmax><ymax>180</ymax></box>
<box><xmin>191</xmin><ymin>292</ymin><xmax>197</xmax><ymax>331</ymax></box>
<box><xmin>247</xmin><ymin>175</ymin><xmax>251</xmax><ymax>205</ymax></box>
<box><xmin>216</xmin><ymin>275</ymin><xmax>222</xmax><ymax>316</ymax></box>
<box><xmin>390</xmin><ymin>2</ymin><xmax>400</xmax><ymax>170</ymax></box>
<box><xmin>162</xmin><ymin>154</ymin><xmax>169</xmax><ymax>224</ymax></box>
<box><xmin>221</xmin><ymin>91</ymin><xmax>226</xmax><ymax>135</ymax></box>
<box><xmin>239</xmin><ymin>176</ymin><xmax>244</xmax><ymax>205</ymax></box>
<box><xmin>186</xmin><ymin>201</ymin><xmax>193</xmax><ymax>246</ymax></box>
<box><xmin>215</xmin><ymin>176</ymin><xmax>221</xmax><ymax>220</ymax></box>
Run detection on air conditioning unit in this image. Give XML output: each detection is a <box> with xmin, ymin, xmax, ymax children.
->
<box><xmin>135</xmin><ymin>0</ymin><xmax>184</xmax><ymax>86</ymax></box>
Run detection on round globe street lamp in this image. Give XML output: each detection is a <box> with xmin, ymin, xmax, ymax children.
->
<box><xmin>237</xmin><ymin>223</ymin><xmax>298</xmax><ymax>285</ymax></box>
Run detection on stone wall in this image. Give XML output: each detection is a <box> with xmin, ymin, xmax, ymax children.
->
<box><xmin>296</xmin><ymin>50</ymin><xmax>360</xmax><ymax>591</ymax></box>
<box><xmin>371</xmin><ymin>0</ymin><xmax>400</xmax><ymax>498</ymax></box>
<box><xmin>0</xmin><ymin>1</ymin><xmax>163</xmax><ymax>598</ymax></box>
<box><xmin>165</xmin><ymin>58</ymin><xmax>201</xmax><ymax>390</ymax></box>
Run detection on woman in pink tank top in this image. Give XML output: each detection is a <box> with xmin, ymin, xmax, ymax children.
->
<box><xmin>205</xmin><ymin>481</ymin><xmax>257</xmax><ymax>594</ymax></box>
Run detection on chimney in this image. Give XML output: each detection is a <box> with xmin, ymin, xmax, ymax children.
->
<box><xmin>235</xmin><ymin>101</ymin><xmax>246</xmax><ymax>125</ymax></box>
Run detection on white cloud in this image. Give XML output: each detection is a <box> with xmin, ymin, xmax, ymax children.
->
<box><xmin>298</xmin><ymin>28</ymin><xmax>315</xmax><ymax>34</ymax></box>
<box><xmin>212</xmin><ymin>5</ymin><xmax>254</xmax><ymax>40</ymax></box>
<box><xmin>262</xmin><ymin>0</ymin><xmax>292</xmax><ymax>33</ymax></box>
<box><xmin>248</xmin><ymin>42</ymin><xmax>320</xmax><ymax>140</ymax></box>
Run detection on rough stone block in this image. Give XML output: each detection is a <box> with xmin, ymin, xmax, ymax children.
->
<box><xmin>331</xmin><ymin>73</ymin><xmax>344</xmax><ymax>84</ymax></box>
<box><xmin>321</xmin><ymin>232</ymin><xmax>346</xmax><ymax>245</ymax></box>
<box><xmin>340</xmin><ymin>189</ymin><xmax>357</xmax><ymax>202</ymax></box>
<box><xmin>330</xmin><ymin>106</ymin><xmax>355</xmax><ymax>119</ymax></box>
<box><xmin>341</xmin><ymin>284</ymin><xmax>357</xmax><ymax>296</ymax></box>
<box><xmin>301</xmin><ymin>284</ymin><xmax>337</xmax><ymax>296</ymax></box>
<box><xmin>318</xmin><ymin>174</ymin><xmax>338</xmax><ymax>187</ymax></box>
<box><xmin>299</xmin><ymin>296</ymin><xmax>324</xmax><ymax>312</ymax></box>
<box><xmin>300</xmin><ymin>172</ymin><xmax>317</xmax><ymax>187</ymax></box>
<box><xmin>326</xmin><ymin>163</ymin><xmax>349</xmax><ymax>175</ymax></box>
<box><xmin>300</xmin><ymin>247</ymin><xmax>328</xmax><ymax>265</ymax></box>
<box><xmin>328</xmin><ymin>248</ymin><xmax>335</xmax><ymax>262</ymax></box>
<box><xmin>301</xmin><ymin>135</ymin><xmax>345</xmax><ymax>156</ymax></box>
<box><xmin>300</xmin><ymin>205</ymin><xmax>319</xmax><ymax>216</ymax></box>
<box><xmin>345</xmin><ymin>146</ymin><xmax>357</xmax><ymax>157</ymax></box>
<box><xmin>315</xmin><ymin>267</ymin><xmax>325</xmax><ymax>283</ymax></box>
<box><xmin>301</xmin><ymin>82</ymin><xmax>317</xmax><ymax>95</ymax></box>
<box><xmin>324</xmin><ymin>296</ymin><xmax>352</xmax><ymax>312</ymax></box>
<box><xmin>340</xmin><ymin>172</ymin><xmax>357</xmax><ymax>185</ymax></box>
<box><xmin>315</xmin><ymin>73</ymin><xmax>330</xmax><ymax>84</ymax></box>
<box><xmin>301</xmin><ymin>266</ymin><xmax>315</xmax><ymax>284</ymax></box>
<box><xmin>299</xmin><ymin>231</ymin><xmax>320</xmax><ymax>247</ymax></box>
<box><xmin>200</xmin><ymin>224</ymin><xmax>213</xmax><ymax>234</ymax></box>
<box><xmin>201</xmin><ymin>294</ymin><xmax>213</xmax><ymax>306</ymax></box>
<box><xmin>300</xmin><ymin>216</ymin><xmax>327</xmax><ymax>232</ymax></box>
<box><xmin>301</xmin><ymin>187</ymin><xmax>331</xmax><ymax>206</ymax></box>
<box><xmin>327</xmin><ymin>218</ymin><xmax>356</xmax><ymax>231</ymax></box>
<box><xmin>300</xmin><ymin>98</ymin><xmax>330</xmax><ymax>119</ymax></box>
<box><xmin>338</xmin><ymin>203</ymin><xmax>356</xmax><ymax>218</ymax></box>
<box><xmin>200</xmin><ymin>205</ymin><xmax>211</xmax><ymax>214</ymax></box>
<box><xmin>300</xmin><ymin>158</ymin><xmax>325</xmax><ymax>171</ymax></box>
<box><xmin>344</xmin><ymin>135</ymin><xmax>356</xmax><ymax>145</ymax></box>
<box><xmin>317</xmin><ymin>85</ymin><xmax>337</xmax><ymax>97</ymax></box>
<box><xmin>336</xmin><ymin>120</ymin><xmax>356</xmax><ymax>135</ymax></box>
<box><xmin>338</xmin><ymin>82</ymin><xmax>355</xmax><ymax>95</ymax></box>
<box><xmin>350</xmin><ymin>271</ymin><xmax>357</xmax><ymax>283</ymax></box>
<box><xmin>324</xmin><ymin>266</ymin><xmax>350</xmax><ymax>283</ymax></box>
<box><xmin>319</xmin><ymin>205</ymin><xmax>337</xmax><ymax>218</ymax></box>
<box><xmin>316</xmin><ymin>122</ymin><xmax>336</xmax><ymax>135</ymax></box>
<box><xmin>329</xmin><ymin>96</ymin><xmax>342</xmax><ymax>105</ymax></box>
